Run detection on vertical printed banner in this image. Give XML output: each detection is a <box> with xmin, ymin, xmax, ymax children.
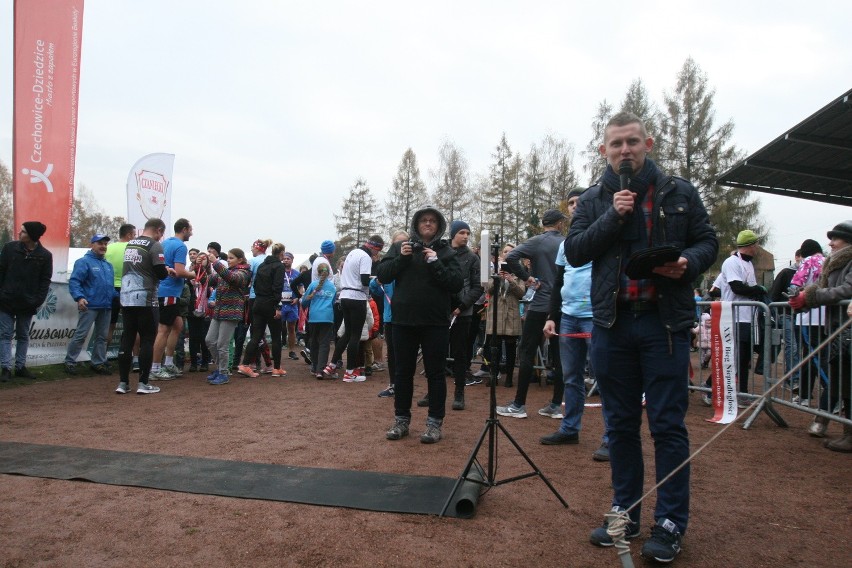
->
<box><xmin>126</xmin><ymin>153</ymin><xmax>175</xmax><ymax>233</ymax></box>
<box><xmin>706</xmin><ymin>301</ymin><xmax>738</xmax><ymax>424</ymax></box>
<box><xmin>13</xmin><ymin>0</ymin><xmax>85</xmax><ymax>281</ymax></box>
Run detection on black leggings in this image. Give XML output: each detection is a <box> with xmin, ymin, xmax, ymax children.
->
<box><xmin>119</xmin><ymin>306</ymin><xmax>159</xmax><ymax>384</ymax></box>
<box><xmin>242</xmin><ymin>298</ymin><xmax>283</xmax><ymax>369</ymax></box>
<box><xmin>331</xmin><ymin>298</ymin><xmax>367</xmax><ymax>370</ymax></box>
<box><xmin>187</xmin><ymin>316</ymin><xmax>211</xmax><ymax>367</ymax></box>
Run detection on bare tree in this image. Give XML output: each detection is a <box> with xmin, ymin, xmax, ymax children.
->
<box><xmin>430</xmin><ymin>140</ymin><xmax>471</xmax><ymax>225</ymax></box>
<box><xmin>70</xmin><ymin>184</ymin><xmax>127</xmax><ymax>247</ymax></box>
<box><xmin>385</xmin><ymin>148</ymin><xmax>428</xmax><ymax>235</ymax></box>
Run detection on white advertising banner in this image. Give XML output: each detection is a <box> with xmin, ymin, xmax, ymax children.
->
<box><xmin>126</xmin><ymin>153</ymin><xmax>175</xmax><ymax>231</ymax></box>
<box><xmin>21</xmin><ymin>282</ymin><xmax>92</xmax><ymax>366</ymax></box>
<box><xmin>706</xmin><ymin>301</ymin><xmax>738</xmax><ymax>424</ymax></box>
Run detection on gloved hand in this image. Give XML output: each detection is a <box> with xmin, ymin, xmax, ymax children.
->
<box><xmin>788</xmin><ymin>293</ymin><xmax>806</xmax><ymax>311</ymax></box>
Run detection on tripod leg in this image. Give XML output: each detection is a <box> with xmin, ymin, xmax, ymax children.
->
<box><xmin>496</xmin><ymin>421</ymin><xmax>569</xmax><ymax>507</ymax></box>
<box><xmin>440</xmin><ymin>420</ymin><xmax>495</xmax><ymax>516</ymax></box>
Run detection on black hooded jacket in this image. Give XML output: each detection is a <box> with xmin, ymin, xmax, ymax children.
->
<box><xmin>376</xmin><ymin>206</ymin><xmax>463</xmax><ymax>326</ymax></box>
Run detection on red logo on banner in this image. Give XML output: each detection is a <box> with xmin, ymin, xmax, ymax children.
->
<box><xmin>134</xmin><ymin>169</ymin><xmax>170</xmax><ymax>219</ymax></box>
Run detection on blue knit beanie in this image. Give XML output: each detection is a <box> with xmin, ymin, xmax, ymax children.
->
<box><xmin>321</xmin><ymin>240</ymin><xmax>336</xmax><ymax>254</ymax></box>
<box><xmin>450</xmin><ymin>220</ymin><xmax>470</xmax><ymax>240</ymax></box>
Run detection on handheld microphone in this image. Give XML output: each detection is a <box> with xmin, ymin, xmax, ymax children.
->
<box><xmin>618</xmin><ymin>161</ymin><xmax>632</xmax><ymax>191</ymax></box>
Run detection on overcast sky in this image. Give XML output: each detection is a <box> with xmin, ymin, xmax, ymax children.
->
<box><xmin>2</xmin><ymin>0</ymin><xmax>850</xmax><ymax>268</ymax></box>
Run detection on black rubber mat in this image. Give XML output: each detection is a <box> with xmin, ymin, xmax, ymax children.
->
<box><xmin>0</xmin><ymin>441</ymin><xmax>480</xmax><ymax>518</ymax></box>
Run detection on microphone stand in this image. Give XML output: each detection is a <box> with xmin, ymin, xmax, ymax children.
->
<box><xmin>440</xmin><ymin>236</ymin><xmax>568</xmax><ymax>516</ymax></box>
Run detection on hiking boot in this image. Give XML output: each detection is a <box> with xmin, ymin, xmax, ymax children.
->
<box><xmin>590</xmin><ymin>506</ymin><xmax>640</xmax><ymax>547</ymax></box>
<box><xmin>64</xmin><ymin>363</ymin><xmax>78</xmax><ymax>376</ymax></box>
<box><xmin>825</xmin><ymin>424</ymin><xmax>852</xmax><ymax>453</ymax></box>
<box><xmin>592</xmin><ymin>442</ymin><xmax>610</xmax><ymax>462</ymax></box>
<box><xmin>496</xmin><ymin>402</ymin><xmax>527</xmax><ymax>418</ymax></box>
<box><xmin>417</xmin><ymin>394</ymin><xmax>430</xmax><ymax>407</ymax></box>
<box><xmin>136</xmin><ymin>382</ymin><xmax>161</xmax><ymax>394</ymax></box>
<box><xmin>540</xmin><ymin>431</ymin><xmax>579</xmax><ymax>445</ymax></box>
<box><xmin>115</xmin><ymin>382</ymin><xmax>130</xmax><ymax>394</ymax></box>
<box><xmin>452</xmin><ymin>393</ymin><xmax>465</xmax><ymax>411</ymax></box>
<box><xmin>640</xmin><ymin>519</ymin><xmax>683</xmax><ymax>563</ymax></box>
<box><xmin>237</xmin><ymin>365</ymin><xmax>259</xmax><ymax>378</ymax></box>
<box><xmin>378</xmin><ymin>386</ymin><xmax>395</xmax><ymax>398</ymax></box>
<box><xmin>14</xmin><ymin>366</ymin><xmax>35</xmax><ymax>379</ymax></box>
<box><xmin>300</xmin><ymin>349</ymin><xmax>312</xmax><ymax>365</ymax></box>
<box><xmin>386</xmin><ymin>417</ymin><xmax>410</xmax><ymax>440</ymax></box>
<box><xmin>420</xmin><ymin>421</ymin><xmax>442</xmax><ymax>444</ymax></box>
<box><xmin>538</xmin><ymin>402</ymin><xmax>563</xmax><ymax>419</ymax></box>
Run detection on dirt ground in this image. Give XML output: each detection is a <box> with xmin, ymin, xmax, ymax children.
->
<box><xmin>1</xmin><ymin>354</ymin><xmax>849</xmax><ymax>568</ymax></box>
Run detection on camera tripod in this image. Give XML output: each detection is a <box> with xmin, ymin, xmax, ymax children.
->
<box><xmin>440</xmin><ymin>236</ymin><xmax>567</xmax><ymax>516</ymax></box>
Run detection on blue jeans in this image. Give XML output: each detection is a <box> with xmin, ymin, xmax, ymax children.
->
<box><xmin>65</xmin><ymin>308</ymin><xmax>112</xmax><ymax>366</ymax></box>
<box><xmin>558</xmin><ymin>314</ymin><xmax>608</xmax><ymax>443</ymax></box>
<box><xmin>0</xmin><ymin>310</ymin><xmax>33</xmax><ymax>370</ymax></box>
<box><xmin>591</xmin><ymin>310</ymin><xmax>690</xmax><ymax>535</ymax></box>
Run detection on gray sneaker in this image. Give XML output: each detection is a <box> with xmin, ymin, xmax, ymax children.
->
<box><xmin>386</xmin><ymin>418</ymin><xmax>410</xmax><ymax>440</ymax></box>
<box><xmin>150</xmin><ymin>368</ymin><xmax>176</xmax><ymax>381</ymax></box>
<box><xmin>420</xmin><ymin>423</ymin><xmax>442</xmax><ymax>444</ymax></box>
<box><xmin>162</xmin><ymin>364</ymin><xmax>183</xmax><ymax>377</ymax></box>
<box><xmin>115</xmin><ymin>382</ymin><xmax>130</xmax><ymax>394</ymax></box>
<box><xmin>136</xmin><ymin>382</ymin><xmax>161</xmax><ymax>394</ymax></box>
<box><xmin>592</xmin><ymin>442</ymin><xmax>610</xmax><ymax>462</ymax></box>
<box><xmin>496</xmin><ymin>402</ymin><xmax>527</xmax><ymax>418</ymax></box>
<box><xmin>538</xmin><ymin>402</ymin><xmax>563</xmax><ymax>419</ymax></box>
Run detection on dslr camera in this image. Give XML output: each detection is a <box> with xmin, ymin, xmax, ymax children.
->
<box><xmin>407</xmin><ymin>239</ymin><xmax>425</xmax><ymax>253</ymax></box>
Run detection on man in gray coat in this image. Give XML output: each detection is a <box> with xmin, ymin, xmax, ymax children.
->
<box><xmin>497</xmin><ymin>209</ymin><xmax>566</xmax><ymax>419</ymax></box>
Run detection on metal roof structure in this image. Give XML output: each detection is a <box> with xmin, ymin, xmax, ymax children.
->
<box><xmin>717</xmin><ymin>89</ymin><xmax>852</xmax><ymax>206</ymax></box>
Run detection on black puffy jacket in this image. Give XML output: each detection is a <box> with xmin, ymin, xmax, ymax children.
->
<box><xmin>565</xmin><ymin>169</ymin><xmax>718</xmax><ymax>332</ymax></box>
<box><xmin>0</xmin><ymin>241</ymin><xmax>53</xmax><ymax>316</ymax></box>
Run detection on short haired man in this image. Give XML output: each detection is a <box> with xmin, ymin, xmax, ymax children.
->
<box><xmin>566</xmin><ymin>112</ymin><xmax>718</xmax><ymax>563</ymax></box>
<box><xmin>65</xmin><ymin>234</ymin><xmax>117</xmax><ymax>375</ymax></box>
<box><xmin>541</xmin><ymin>187</ymin><xmax>612</xmax><ymax>461</ymax></box>
<box><xmin>446</xmin><ymin>220</ymin><xmax>483</xmax><ymax>411</ymax></box>
<box><xmin>325</xmin><ymin>236</ymin><xmax>385</xmax><ymax>381</ymax></box>
<box><xmin>0</xmin><ymin>221</ymin><xmax>53</xmax><ymax>382</ymax></box>
<box><xmin>497</xmin><ymin>208</ymin><xmax>567</xmax><ymax>419</ymax></box>
<box><xmin>151</xmin><ymin>218</ymin><xmax>195</xmax><ymax>379</ymax></box>
<box><xmin>378</xmin><ymin>206</ymin><xmax>463</xmax><ymax>443</ymax></box>
<box><xmin>116</xmin><ymin>217</ymin><xmax>170</xmax><ymax>394</ymax></box>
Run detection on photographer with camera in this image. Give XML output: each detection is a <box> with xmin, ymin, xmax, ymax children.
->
<box><xmin>377</xmin><ymin>206</ymin><xmax>463</xmax><ymax>444</ymax></box>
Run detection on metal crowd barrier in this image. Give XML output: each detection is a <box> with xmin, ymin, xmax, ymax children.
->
<box><xmin>691</xmin><ymin>300</ymin><xmax>851</xmax><ymax>430</ymax></box>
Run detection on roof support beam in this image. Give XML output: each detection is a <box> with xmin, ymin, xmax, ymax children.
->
<box><xmin>784</xmin><ymin>132</ymin><xmax>852</xmax><ymax>151</ymax></box>
<box><xmin>744</xmin><ymin>159</ymin><xmax>852</xmax><ymax>183</ymax></box>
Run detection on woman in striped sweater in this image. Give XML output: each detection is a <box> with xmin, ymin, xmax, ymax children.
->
<box><xmin>204</xmin><ymin>248</ymin><xmax>251</xmax><ymax>385</ymax></box>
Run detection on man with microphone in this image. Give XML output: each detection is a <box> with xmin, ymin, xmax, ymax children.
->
<box><xmin>566</xmin><ymin>112</ymin><xmax>717</xmax><ymax>564</ymax></box>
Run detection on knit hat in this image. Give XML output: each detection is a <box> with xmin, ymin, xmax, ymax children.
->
<box><xmin>321</xmin><ymin>240</ymin><xmax>336</xmax><ymax>254</ymax></box>
<box><xmin>450</xmin><ymin>220</ymin><xmax>471</xmax><ymax>240</ymax></box>
<box><xmin>22</xmin><ymin>221</ymin><xmax>46</xmax><ymax>241</ymax></box>
<box><xmin>566</xmin><ymin>187</ymin><xmax>587</xmax><ymax>200</ymax></box>
<box><xmin>827</xmin><ymin>220</ymin><xmax>852</xmax><ymax>243</ymax></box>
<box><xmin>541</xmin><ymin>209</ymin><xmax>567</xmax><ymax>226</ymax></box>
<box><xmin>736</xmin><ymin>229</ymin><xmax>758</xmax><ymax>247</ymax></box>
<box><xmin>207</xmin><ymin>241</ymin><xmax>222</xmax><ymax>255</ymax></box>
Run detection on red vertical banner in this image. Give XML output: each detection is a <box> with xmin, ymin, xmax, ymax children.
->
<box><xmin>13</xmin><ymin>0</ymin><xmax>85</xmax><ymax>281</ymax></box>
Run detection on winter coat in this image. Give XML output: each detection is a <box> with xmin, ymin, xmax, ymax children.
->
<box><xmin>209</xmin><ymin>261</ymin><xmax>251</xmax><ymax>321</ymax></box>
<box><xmin>452</xmin><ymin>245</ymin><xmax>484</xmax><ymax>317</ymax></box>
<box><xmin>803</xmin><ymin>244</ymin><xmax>852</xmax><ymax>331</ymax></box>
<box><xmin>484</xmin><ymin>275</ymin><xmax>526</xmax><ymax>337</ymax></box>
<box><xmin>505</xmin><ymin>229</ymin><xmax>564</xmax><ymax>312</ymax></box>
<box><xmin>565</xmin><ymin>162</ymin><xmax>718</xmax><ymax>332</ymax></box>
<box><xmin>302</xmin><ymin>278</ymin><xmax>336</xmax><ymax>323</ymax></box>
<box><xmin>68</xmin><ymin>250</ymin><xmax>116</xmax><ymax>310</ymax></box>
<box><xmin>0</xmin><ymin>240</ymin><xmax>53</xmax><ymax>316</ymax></box>
<box><xmin>376</xmin><ymin>206</ymin><xmax>463</xmax><ymax>326</ymax></box>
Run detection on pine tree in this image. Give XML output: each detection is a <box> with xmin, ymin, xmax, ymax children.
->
<box><xmin>481</xmin><ymin>134</ymin><xmax>519</xmax><ymax>243</ymax></box>
<box><xmin>541</xmin><ymin>134</ymin><xmax>579</xmax><ymax>205</ymax></box>
<box><xmin>430</xmin><ymin>140</ymin><xmax>471</xmax><ymax>224</ymax></box>
<box><xmin>522</xmin><ymin>143</ymin><xmax>547</xmax><ymax>237</ymax></box>
<box><xmin>385</xmin><ymin>148</ymin><xmax>428</xmax><ymax>235</ymax></box>
<box><xmin>658</xmin><ymin>57</ymin><xmax>761</xmax><ymax>269</ymax></box>
<box><xmin>582</xmin><ymin>99</ymin><xmax>614</xmax><ymax>185</ymax></box>
<box><xmin>334</xmin><ymin>178</ymin><xmax>381</xmax><ymax>255</ymax></box>
<box><xmin>620</xmin><ymin>78</ymin><xmax>664</xmax><ymax>160</ymax></box>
